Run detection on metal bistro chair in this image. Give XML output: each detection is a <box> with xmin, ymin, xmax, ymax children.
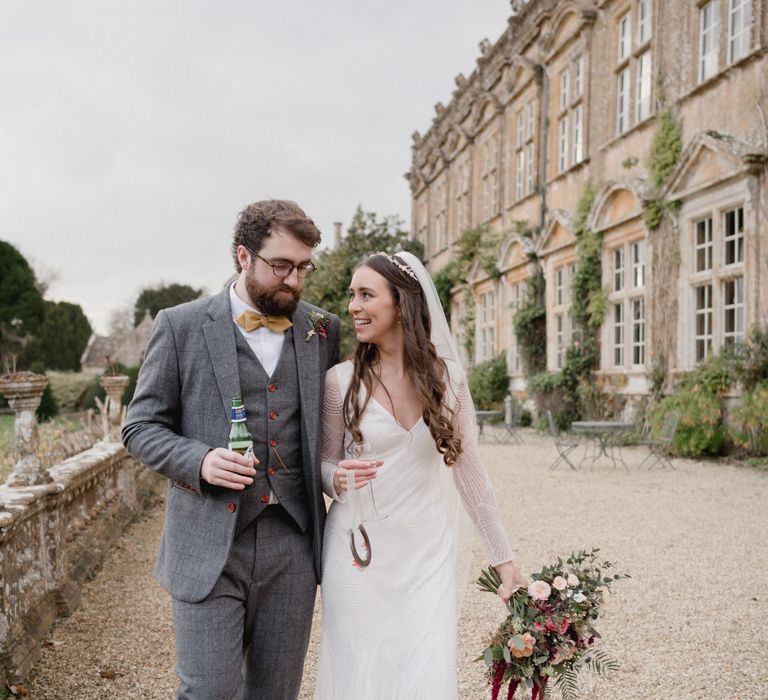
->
<box><xmin>494</xmin><ymin>396</ymin><xmax>524</xmax><ymax>444</ymax></box>
<box><xmin>547</xmin><ymin>410</ymin><xmax>580</xmax><ymax>471</ymax></box>
<box><xmin>638</xmin><ymin>410</ymin><xmax>680</xmax><ymax>469</ymax></box>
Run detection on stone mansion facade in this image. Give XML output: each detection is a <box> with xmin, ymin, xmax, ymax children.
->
<box><xmin>408</xmin><ymin>0</ymin><xmax>767</xmax><ymax>400</ymax></box>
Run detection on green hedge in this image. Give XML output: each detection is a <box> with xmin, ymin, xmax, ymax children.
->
<box><xmin>468</xmin><ymin>354</ymin><xmax>509</xmax><ymax>410</ymax></box>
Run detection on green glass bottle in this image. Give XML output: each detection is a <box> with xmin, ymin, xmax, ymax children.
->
<box><xmin>228</xmin><ymin>396</ymin><xmax>254</xmax><ymax>461</ymax></box>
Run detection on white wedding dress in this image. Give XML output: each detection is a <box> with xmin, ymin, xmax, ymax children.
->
<box><xmin>315</xmin><ymin>360</ymin><xmax>514</xmax><ymax>699</ymax></box>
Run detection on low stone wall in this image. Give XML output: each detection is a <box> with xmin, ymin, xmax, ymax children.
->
<box><xmin>0</xmin><ymin>442</ymin><xmax>163</xmax><ymax>684</ymax></box>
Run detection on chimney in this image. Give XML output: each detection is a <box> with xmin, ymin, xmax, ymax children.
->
<box><xmin>333</xmin><ymin>222</ymin><xmax>342</xmax><ymax>248</ymax></box>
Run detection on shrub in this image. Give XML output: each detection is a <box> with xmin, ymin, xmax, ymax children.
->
<box><xmin>729</xmin><ymin>382</ymin><xmax>768</xmax><ymax>456</ymax></box>
<box><xmin>577</xmin><ymin>379</ymin><xmax>625</xmax><ymax>421</ymax></box>
<box><xmin>528</xmin><ymin>371</ymin><xmax>570</xmax><ymax>429</ymax></box>
<box><xmin>37</xmin><ymin>383</ymin><xmax>59</xmax><ymax>421</ymax></box>
<box><xmin>80</xmin><ymin>365</ymin><xmax>139</xmax><ymax>410</ymax></box>
<box><xmin>648</xmin><ymin>387</ymin><xmax>726</xmax><ymax>457</ymax></box>
<box><xmin>733</xmin><ymin>327</ymin><xmax>768</xmax><ymax>391</ymax></box>
<box><xmin>46</xmin><ymin>371</ymin><xmax>95</xmax><ymax>412</ymax></box>
<box><xmin>468</xmin><ymin>355</ymin><xmax>509</xmax><ymax>410</ymax></box>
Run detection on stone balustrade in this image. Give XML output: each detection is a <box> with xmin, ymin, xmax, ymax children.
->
<box><xmin>0</xmin><ymin>442</ymin><xmax>163</xmax><ymax>685</ymax></box>
<box><xmin>0</xmin><ymin>373</ymin><xmax>52</xmax><ymax>487</ymax></box>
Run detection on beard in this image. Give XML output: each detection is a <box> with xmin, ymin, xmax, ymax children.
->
<box><xmin>245</xmin><ymin>268</ymin><xmax>300</xmax><ymax>316</ymax></box>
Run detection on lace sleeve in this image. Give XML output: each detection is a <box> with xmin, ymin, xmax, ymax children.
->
<box><xmin>320</xmin><ymin>367</ymin><xmax>347</xmax><ymax>502</ymax></box>
<box><xmin>451</xmin><ymin>380</ymin><xmax>516</xmax><ymax>566</ymax></box>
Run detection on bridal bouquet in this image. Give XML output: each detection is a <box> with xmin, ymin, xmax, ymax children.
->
<box><xmin>477</xmin><ymin>549</ymin><xmax>628</xmax><ymax>700</ymax></box>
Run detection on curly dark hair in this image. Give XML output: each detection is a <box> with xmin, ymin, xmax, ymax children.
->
<box><xmin>232</xmin><ymin>199</ymin><xmax>322</xmax><ymax>272</ymax></box>
<box><xmin>343</xmin><ymin>253</ymin><xmax>462</xmax><ymax>465</ymax></box>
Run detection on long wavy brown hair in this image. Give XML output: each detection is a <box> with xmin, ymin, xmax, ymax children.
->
<box><xmin>343</xmin><ymin>253</ymin><xmax>462</xmax><ymax>465</ymax></box>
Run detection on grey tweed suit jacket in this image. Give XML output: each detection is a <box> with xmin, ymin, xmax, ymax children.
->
<box><xmin>122</xmin><ymin>286</ymin><xmax>341</xmax><ymax>602</ymax></box>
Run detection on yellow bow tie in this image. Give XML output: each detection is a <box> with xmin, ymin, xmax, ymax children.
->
<box><xmin>236</xmin><ymin>311</ymin><xmax>293</xmax><ymax>333</ymax></box>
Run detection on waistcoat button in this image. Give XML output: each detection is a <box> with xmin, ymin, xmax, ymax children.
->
<box><xmin>267</xmin><ymin>467</ymin><xmax>276</xmax><ymax>476</ymax></box>
<box><xmin>260</xmin><ymin>494</ymin><xmax>269</xmax><ymax>504</ymax></box>
<box><xmin>269</xmin><ymin>410</ymin><xmax>278</xmax><ymax>420</ymax></box>
<box><xmin>227</xmin><ymin>503</ymin><xmax>236</xmax><ymax>513</ymax></box>
<box><xmin>268</xmin><ymin>383</ymin><xmax>277</xmax><ymax>392</ymax></box>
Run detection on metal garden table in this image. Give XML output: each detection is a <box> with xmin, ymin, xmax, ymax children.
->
<box><xmin>570</xmin><ymin>420</ymin><xmax>634</xmax><ymax>470</ymax></box>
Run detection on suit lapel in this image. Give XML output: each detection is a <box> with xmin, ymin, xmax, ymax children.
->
<box><xmin>203</xmin><ymin>287</ymin><xmax>241</xmax><ymax>419</ymax></box>
<box><xmin>292</xmin><ymin>303</ymin><xmax>321</xmax><ymax>469</ymax></box>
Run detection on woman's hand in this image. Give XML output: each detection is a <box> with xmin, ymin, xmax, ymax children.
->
<box><xmin>332</xmin><ymin>459</ymin><xmax>384</xmax><ymax>495</ymax></box>
<box><xmin>494</xmin><ymin>561</ymin><xmax>529</xmax><ymax>602</ymax></box>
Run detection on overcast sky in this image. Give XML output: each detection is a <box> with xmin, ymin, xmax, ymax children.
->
<box><xmin>1</xmin><ymin>1</ymin><xmax>512</xmax><ymax>333</ymax></box>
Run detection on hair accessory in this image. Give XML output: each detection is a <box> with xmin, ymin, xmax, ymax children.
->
<box><xmin>374</xmin><ymin>251</ymin><xmax>418</xmax><ymax>280</ymax></box>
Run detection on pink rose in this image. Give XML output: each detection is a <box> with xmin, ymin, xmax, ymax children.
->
<box><xmin>528</xmin><ymin>580</ymin><xmax>552</xmax><ymax>601</ymax></box>
<box><xmin>552</xmin><ymin>576</ymin><xmax>567</xmax><ymax>591</ymax></box>
<box><xmin>559</xmin><ymin>617</ymin><xmax>570</xmax><ymax>633</ymax></box>
<box><xmin>551</xmin><ymin>643</ymin><xmax>578</xmax><ymax>664</ymax></box>
<box><xmin>567</xmin><ymin>573</ymin><xmax>579</xmax><ymax>587</ymax></box>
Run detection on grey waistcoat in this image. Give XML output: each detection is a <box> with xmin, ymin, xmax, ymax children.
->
<box><xmin>234</xmin><ymin>329</ymin><xmax>309</xmax><ymax>534</ymax></box>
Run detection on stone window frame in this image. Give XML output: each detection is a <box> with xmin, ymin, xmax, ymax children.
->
<box><xmin>631</xmin><ymin>295</ymin><xmax>646</xmax><ymax>367</ymax></box>
<box><xmin>507</xmin><ymin>277</ymin><xmax>528</xmax><ymax>375</ymax></box>
<box><xmin>695</xmin><ymin>0</ymin><xmax>753</xmax><ymax>86</ymax></box>
<box><xmin>613</xmin><ymin>0</ymin><xmax>654</xmax><ymax>136</ymax></box>
<box><xmin>481</xmin><ymin>131</ymin><xmax>500</xmax><ymax>223</ymax></box>
<box><xmin>417</xmin><ymin>197</ymin><xmax>430</xmax><ymax>257</ymax></box>
<box><xmin>552</xmin><ymin>262</ymin><xmax>575</xmax><ymax>370</ymax></box>
<box><xmin>452</xmin><ymin>294</ymin><xmax>469</xmax><ymax>367</ymax></box>
<box><xmin>727</xmin><ymin>0</ymin><xmax>753</xmax><ymax>64</ymax></box>
<box><xmin>607</xmin><ymin>238</ymin><xmax>647</xmax><ymax>369</ymax></box>
<box><xmin>477</xmin><ymin>286</ymin><xmax>498</xmax><ymax>363</ymax></box>
<box><xmin>513</xmin><ymin>97</ymin><xmax>538</xmax><ymax>202</ymax></box>
<box><xmin>685</xmin><ymin>200</ymin><xmax>747</xmax><ymax>364</ymax></box>
<box><xmin>698</xmin><ymin>0</ymin><xmax>721</xmax><ymax>82</ymax></box>
<box><xmin>433</xmin><ymin>176</ymin><xmax>449</xmax><ymax>254</ymax></box>
<box><xmin>555</xmin><ymin>53</ymin><xmax>586</xmax><ymax>175</ymax></box>
<box><xmin>454</xmin><ymin>154</ymin><xmax>471</xmax><ymax>241</ymax></box>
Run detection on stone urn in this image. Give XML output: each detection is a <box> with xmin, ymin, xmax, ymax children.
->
<box><xmin>98</xmin><ymin>374</ymin><xmax>130</xmax><ymax>439</ymax></box>
<box><xmin>0</xmin><ymin>371</ymin><xmax>53</xmax><ymax>486</ymax></box>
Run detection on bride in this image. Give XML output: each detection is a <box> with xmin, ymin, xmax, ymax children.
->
<box><xmin>315</xmin><ymin>251</ymin><xmax>526</xmax><ymax>699</ymax></box>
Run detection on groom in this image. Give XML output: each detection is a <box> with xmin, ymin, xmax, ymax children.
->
<box><xmin>122</xmin><ymin>199</ymin><xmax>340</xmax><ymax>699</ymax></box>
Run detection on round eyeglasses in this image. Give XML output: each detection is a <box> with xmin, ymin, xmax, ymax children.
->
<box><xmin>252</xmin><ymin>252</ymin><xmax>316</xmax><ymax>279</ymax></box>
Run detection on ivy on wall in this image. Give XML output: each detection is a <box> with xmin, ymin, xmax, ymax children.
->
<box><xmin>526</xmin><ymin>183</ymin><xmax>609</xmax><ymax>425</ymax></box>
<box><xmin>513</xmin><ymin>268</ymin><xmax>546</xmax><ymax>375</ymax></box>
<box><xmin>434</xmin><ymin>225</ymin><xmax>502</xmax><ymax>366</ymax></box>
<box><xmin>643</xmin><ymin>108</ymin><xmax>683</xmax><ymax>230</ymax></box>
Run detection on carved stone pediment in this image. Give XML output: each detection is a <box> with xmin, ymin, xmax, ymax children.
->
<box><xmin>505</xmin><ymin>58</ymin><xmax>535</xmax><ymax>96</ymax></box>
<box><xmin>440</xmin><ymin>127</ymin><xmax>464</xmax><ymax>160</ymax></box>
<box><xmin>539</xmin><ymin>210</ymin><xmax>577</xmax><ymax>256</ymax></box>
<box><xmin>663</xmin><ymin>132</ymin><xmax>753</xmax><ymax>201</ymax></box>
<box><xmin>499</xmin><ymin>235</ymin><xmax>531</xmax><ymax>271</ymax></box>
<box><xmin>587</xmin><ymin>180</ymin><xmax>647</xmax><ymax>233</ymax></box>
<box><xmin>466</xmin><ymin>93</ymin><xmax>502</xmax><ymax>135</ymax></box>
<box><xmin>540</xmin><ymin>2</ymin><xmax>597</xmax><ymax>56</ymax></box>
<box><xmin>540</xmin><ymin>223</ymin><xmax>576</xmax><ymax>256</ymax></box>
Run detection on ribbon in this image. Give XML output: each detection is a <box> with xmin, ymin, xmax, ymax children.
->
<box><xmin>346</xmin><ymin>469</ymin><xmax>371</xmax><ymax>567</ymax></box>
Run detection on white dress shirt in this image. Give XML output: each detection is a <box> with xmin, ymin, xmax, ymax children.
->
<box><xmin>229</xmin><ymin>283</ymin><xmax>286</xmax><ymax>377</ymax></box>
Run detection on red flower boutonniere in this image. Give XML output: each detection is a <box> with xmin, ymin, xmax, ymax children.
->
<box><xmin>306</xmin><ymin>311</ymin><xmax>331</xmax><ymax>342</ymax></box>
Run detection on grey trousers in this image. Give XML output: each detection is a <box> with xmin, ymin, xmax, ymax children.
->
<box><xmin>172</xmin><ymin>505</ymin><xmax>317</xmax><ymax>700</ymax></box>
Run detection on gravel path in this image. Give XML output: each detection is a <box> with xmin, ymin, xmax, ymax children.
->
<box><xmin>25</xmin><ymin>430</ymin><xmax>768</xmax><ymax>699</ymax></box>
